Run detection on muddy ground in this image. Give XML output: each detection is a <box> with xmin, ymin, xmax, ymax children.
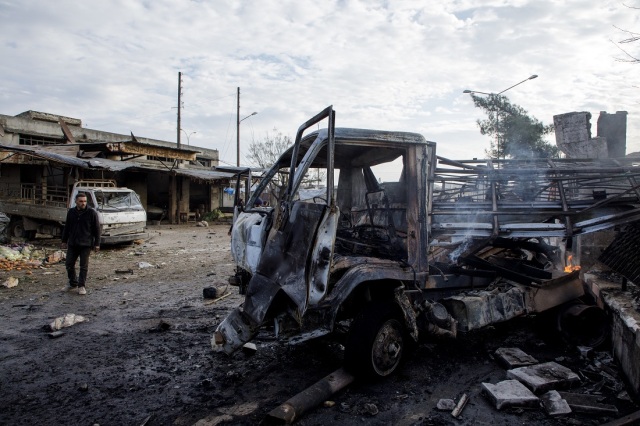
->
<box><xmin>0</xmin><ymin>224</ymin><xmax>637</xmax><ymax>426</ymax></box>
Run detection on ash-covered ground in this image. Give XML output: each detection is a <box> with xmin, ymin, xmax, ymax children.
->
<box><xmin>0</xmin><ymin>224</ymin><xmax>637</xmax><ymax>426</ymax></box>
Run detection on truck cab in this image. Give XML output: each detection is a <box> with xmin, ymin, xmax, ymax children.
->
<box><xmin>70</xmin><ymin>180</ymin><xmax>148</xmax><ymax>244</ymax></box>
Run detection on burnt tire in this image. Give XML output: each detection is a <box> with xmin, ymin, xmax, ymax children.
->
<box><xmin>344</xmin><ymin>301</ymin><xmax>406</xmax><ymax>379</ymax></box>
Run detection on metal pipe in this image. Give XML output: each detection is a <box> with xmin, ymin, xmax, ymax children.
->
<box><xmin>265</xmin><ymin>368</ymin><xmax>355</xmax><ymax>424</ymax></box>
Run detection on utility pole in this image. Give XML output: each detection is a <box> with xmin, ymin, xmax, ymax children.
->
<box><xmin>236</xmin><ymin>87</ymin><xmax>240</xmax><ymax>167</ymax></box>
<box><xmin>177</xmin><ymin>72</ymin><xmax>182</xmax><ymax>149</ymax></box>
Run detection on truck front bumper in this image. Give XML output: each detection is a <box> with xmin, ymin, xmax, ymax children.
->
<box><xmin>100</xmin><ymin>232</ymin><xmax>149</xmax><ymax>245</ymax></box>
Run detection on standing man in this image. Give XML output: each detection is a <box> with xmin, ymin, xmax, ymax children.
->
<box><xmin>61</xmin><ymin>192</ymin><xmax>101</xmax><ymax>295</ymax></box>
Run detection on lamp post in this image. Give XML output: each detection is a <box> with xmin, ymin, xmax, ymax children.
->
<box><xmin>181</xmin><ymin>130</ymin><xmax>196</xmax><ymax>146</ymax></box>
<box><xmin>236</xmin><ymin>111</ymin><xmax>257</xmax><ymax>166</ymax></box>
<box><xmin>463</xmin><ymin>74</ymin><xmax>538</xmax><ymax>159</ymax></box>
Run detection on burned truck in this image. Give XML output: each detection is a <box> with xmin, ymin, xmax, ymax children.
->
<box><xmin>213</xmin><ymin>106</ymin><xmax>640</xmax><ymax>378</ymax></box>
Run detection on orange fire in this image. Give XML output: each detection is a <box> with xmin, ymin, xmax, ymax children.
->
<box><xmin>564</xmin><ymin>254</ymin><xmax>581</xmax><ymax>273</ymax></box>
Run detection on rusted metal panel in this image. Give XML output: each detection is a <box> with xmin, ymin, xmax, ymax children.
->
<box><xmin>58</xmin><ymin>118</ymin><xmax>76</xmax><ymax>144</ymax></box>
<box><xmin>105</xmin><ymin>141</ymin><xmax>197</xmax><ymax>161</ymax></box>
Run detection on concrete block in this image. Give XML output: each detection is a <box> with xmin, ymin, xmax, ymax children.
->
<box><xmin>507</xmin><ymin>361</ymin><xmax>580</xmax><ymax>393</ymax></box>
<box><xmin>494</xmin><ymin>347</ymin><xmax>538</xmax><ymax>369</ymax></box>
<box><xmin>540</xmin><ymin>390</ymin><xmax>571</xmax><ymax>416</ymax></box>
<box><xmin>436</xmin><ymin>399</ymin><xmax>455</xmax><ymax>411</ymax></box>
<box><xmin>481</xmin><ymin>380</ymin><xmax>539</xmax><ymax>410</ymax></box>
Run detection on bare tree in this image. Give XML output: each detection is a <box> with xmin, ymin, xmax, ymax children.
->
<box><xmin>246</xmin><ymin>130</ymin><xmax>293</xmax><ymax>201</ymax></box>
<box><xmin>613</xmin><ymin>3</ymin><xmax>640</xmax><ymax>63</ymax></box>
<box><xmin>246</xmin><ymin>129</ymin><xmax>292</xmax><ymax>169</ymax></box>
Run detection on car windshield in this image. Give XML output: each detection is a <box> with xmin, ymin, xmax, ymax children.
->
<box><xmin>94</xmin><ymin>191</ymin><xmax>144</xmax><ymax>212</ymax></box>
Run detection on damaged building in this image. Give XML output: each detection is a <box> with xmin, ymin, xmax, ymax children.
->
<box><xmin>0</xmin><ymin>110</ymin><xmax>241</xmax><ymax>224</ymax></box>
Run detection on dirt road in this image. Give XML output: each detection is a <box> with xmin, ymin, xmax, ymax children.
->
<box><xmin>0</xmin><ymin>224</ymin><xmax>636</xmax><ymax>425</ymax></box>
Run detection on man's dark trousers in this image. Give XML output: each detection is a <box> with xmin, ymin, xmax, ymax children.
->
<box><xmin>66</xmin><ymin>245</ymin><xmax>92</xmax><ymax>287</ymax></box>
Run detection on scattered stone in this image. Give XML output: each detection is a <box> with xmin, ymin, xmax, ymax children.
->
<box><xmin>48</xmin><ymin>331</ymin><xmax>64</xmax><ymax>338</ymax></box>
<box><xmin>137</xmin><ymin>262</ymin><xmax>155</xmax><ymax>269</ymax></box>
<box><xmin>46</xmin><ymin>251</ymin><xmax>65</xmax><ymax>263</ymax></box>
<box><xmin>115</xmin><ymin>269</ymin><xmax>133</xmax><ymax>274</ymax></box>
<box><xmin>78</xmin><ymin>383</ymin><xmax>89</xmax><ymax>392</ymax></box>
<box><xmin>196</xmin><ymin>221</ymin><xmax>209</xmax><ymax>227</ymax></box>
<box><xmin>558</xmin><ymin>392</ymin><xmax>619</xmax><ymax>415</ymax></box>
<box><xmin>482</xmin><ymin>380</ymin><xmax>539</xmax><ymax>410</ymax></box>
<box><xmin>436</xmin><ymin>399</ymin><xmax>456</xmax><ymax>411</ymax></box>
<box><xmin>577</xmin><ymin>346</ymin><xmax>593</xmax><ymax>359</ymax></box>
<box><xmin>203</xmin><ymin>287</ymin><xmax>219</xmax><ymax>299</ymax></box>
<box><xmin>507</xmin><ymin>362</ymin><xmax>580</xmax><ymax>393</ymax></box>
<box><xmin>363</xmin><ymin>403</ymin><xmax>378</xmax><ymax>416</ymax></box>
<box><xmin>2</xmin><ymin>276</ymin><xmax>18</xmax><ymax>288</ymax></box>
<box><xmin>49</xmin><ymin>313</ymin><xmax>86</xmax><ymax>331</ymax></box>
<box><xmin>323</xmin><ymin>400</ymin><xmax>335</xmax><ymax>408</ymax></box>
<box><xmin>149</xmin><ymin>320</ymin><xmax>171</xmax><ymax>333</ymax></box>
<box><xmin>540</xmin><ymin>390</ymin><xmax>571</xmax><ymax>416</ymax></box>
<box><xmin>494</xmin><ymin>347</ymin><xmax>538</xmax><ymax>369</ymax></box>
<box><xmin>241</xmin><ymin>342</ymin><xmax>257</xmax><ymax>355</ymax></box>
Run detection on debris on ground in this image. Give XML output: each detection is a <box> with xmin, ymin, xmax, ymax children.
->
<box><xmin>436</xmin><ymin>399</ymin><xmax>456</xmax><ymax>411</ymax></box>
<box><xmin>451</xmin><ymin>393</ymin><xmax>469</xmax><ymax>418</ymax></box>
<box><xmin>559</xmin><ymin>392</ymin><xmax>620</xmax><ymax>415</ymax></box>
<box><xmin>482</xmin><ymin>380</ymin><xmax>539</xmax><ymax>410</ymax></box>
<box><xmin>137</xmin><ymin>261</ymin><xmax>155</xmax><ymax>269</ymax></box>
<box><xmin>494</xmin><ymin>347</ymin><xmax>539</xmax><ymax>369</ymax></box>
<box><xmin>48</xmin><ymin>331</ymin><xmax>64</xmax><ymax>339</ymax></box>
<box><xmin>507</xmin><ymin>361</ymin><xmax>581</xmax><ymax>393</ymax></box>
<box><xmin>49</xmin><ymin>313</ymin><xmax>86</xmax><ymax>331</ymax></box>
<box><xmin>0</xmin><ymin>244</ymin><xmax>53</xmax><ymax>270</ymax></box>
<box><xmin>2</xmin><ymin>276</ymin><xmax>18</xmax><ymax>288</ymax></box>
<box><xmin>203</xmin><ymin>285</ymin><xmax>228</xmax><ymax>299</ymax></box>
<box><xmin>241</xmin><ymin>342</ymin><xmax>257</xmax><ymax>355</ymax></box>
<box><xmin>149</xmin><ymin>319</ymin><xmax>171</xmax><ymax>333</ymax></box>
<box><xmin>541</xmin><ymin>390</ymin><xmax>572</xmax><ymax>416</ymax></box>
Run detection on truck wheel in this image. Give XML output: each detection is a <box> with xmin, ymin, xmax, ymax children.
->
<box><xmin>344</xmin><ymin>301</ymin><xmax>406</xmax><ymax>379</ymax></box>
<box><xmin>8</xmin><ymin>220</ymin><xmax>25</xmax><ymax>238</ymax></box>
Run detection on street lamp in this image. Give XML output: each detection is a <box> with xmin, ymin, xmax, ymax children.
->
<box><xmin>237</xmin><ymin>111</ymin><xmax>257</xmax><ymax>167</ymax></box>
<box><xmin>463</xmin><ymin>75</ymin><xmax>538</xmax><ymax>159</ymax></box>
<box><xmin>181</xmin><ymin>130</ymin><xmax>196</xmax><ymax>146</ymax></box>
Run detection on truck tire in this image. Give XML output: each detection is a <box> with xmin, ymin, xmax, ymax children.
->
<box><xmin>8</xmin><ymin>220</ymin><xmax>25</xmax><ymax>238</ymax></box>
<box><xmin>344</xmin><ymin>301</ymin><xmax>406</xmax><ymax>379</ymax></box>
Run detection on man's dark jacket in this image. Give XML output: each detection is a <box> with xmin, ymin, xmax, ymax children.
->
<box><xmin>61</xmin><ymin>206</ymin><xmax>101</xmax><ymax>247</ymax></box>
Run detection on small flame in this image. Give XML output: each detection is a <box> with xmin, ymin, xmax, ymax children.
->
<box><xmin>564</xmin><ymin>254</ymin><xmax>581</xmax><ymax>273</ymax></box>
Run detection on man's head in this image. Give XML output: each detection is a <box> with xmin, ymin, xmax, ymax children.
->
<box><xmin>75</xmin><ymin>192</ymin><xmax>88</xmax><ymax>210</ymax></box>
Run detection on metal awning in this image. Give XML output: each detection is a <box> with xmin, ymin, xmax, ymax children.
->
<box><xmin>0</xmin><ymin>144</ymin><xmax>236</xmax><ymax>183</ymax></box>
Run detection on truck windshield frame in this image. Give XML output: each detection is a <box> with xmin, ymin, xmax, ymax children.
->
<box><xmin>94</xmin><ymin>190</ymin><xmax>145</xmax><ymax>213</ymax></box>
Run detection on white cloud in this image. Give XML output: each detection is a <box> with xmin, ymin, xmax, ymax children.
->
<box><xmin>1</xmin><ymin>0</ymin><xmax>639</xmax><ymax>165</ymax></box>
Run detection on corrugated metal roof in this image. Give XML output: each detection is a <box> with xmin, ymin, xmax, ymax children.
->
<box><xmin>0</xmin><ymin>144</ymin><xmax>236</xmax><ymax>182</ymax></box>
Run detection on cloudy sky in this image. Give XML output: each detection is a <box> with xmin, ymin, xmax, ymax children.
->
<box><xmin>1</xmin><ymin>0</ymin><xmax>639</xmax><ymax>166</ymax></box>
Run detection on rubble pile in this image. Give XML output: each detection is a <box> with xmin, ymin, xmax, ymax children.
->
<box><xmin>0</xmin><ymin>244</ymin><xmax>63</xmax><ymax>271</ymax></box>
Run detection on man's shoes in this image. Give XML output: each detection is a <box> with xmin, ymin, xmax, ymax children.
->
<box><xmin>78</xmin><ymin>287</ymin><xmax>87</xmax><ymax>295</ymax></box>
<box><xmin>67</xmin><ymin>284</ymin><xmax>78</xmax><ymax>291</ymax></box>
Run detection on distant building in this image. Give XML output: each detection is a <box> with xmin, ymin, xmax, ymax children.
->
<box><xmin>0</xmin><ymin>110</ymin><xmax>237</xmax><ymax>223</ymax></box>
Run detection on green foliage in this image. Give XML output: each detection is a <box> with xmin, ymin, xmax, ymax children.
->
<box><xmin>471</xmin><ymin>94</ymin><xmax>558</xmax><ymax>159</ymax></box>
<box><xmin>201</xmin><ymin>209</ymin><xmax>221</xmax><ymax>222</ymax></box>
